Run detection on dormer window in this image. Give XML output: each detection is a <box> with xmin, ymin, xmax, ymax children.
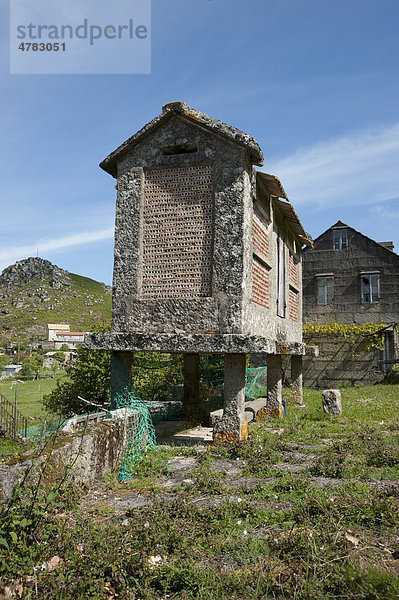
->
<box><xmin>333</xmin><ymin>228</ymin><xmax>348</xmax><ymax>250</ymax></box>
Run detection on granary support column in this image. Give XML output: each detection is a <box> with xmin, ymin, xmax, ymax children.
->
<box><xmin>213</xmin><ymin>354</ymin><xmax>248</xmax><ymax>442</ymax></box>
<box><xmin>183</xmin><ymin>353</ymin><xmax>201</xmax><ymax>421</ymax></box>
<box><xmin>291</xmin><ymin>355</ymin><xmax>304</xmax><ymax>406</ymax></box>
<box><xmin>110</xmin><ymin>351</ymin><xmax>133</xmax><ymax>409</ymax></box>
<box><xmin>266</xmin><ymin>354</ymin><xmax>283</xmax><ymax>418</ymax></box>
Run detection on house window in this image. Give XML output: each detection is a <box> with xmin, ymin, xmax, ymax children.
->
<box><xmin>373</xmin><ymin>331</ymin><xmax>394</xmax><ymax>373</ymax></box>
<box><xmin>277</xmin><ymin>234</ymin><xmax>286</xmax><ymax>317</ymax></box>
<box><xmin>361</xmin><ymin>273</ymin><xmax>380</xmax><ymax>303</ymax></box>
<box><xmin>317</xmin><ymin>276</ymin><xmax>333</xmax><ymax>305</ymax></box>
<box><xmin>333</xmin><ymin>229</ymin><xmax>348</xmax><ymax>250</ymax></box>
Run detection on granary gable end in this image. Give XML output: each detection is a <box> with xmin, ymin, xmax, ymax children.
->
<box><xmin>99</xmin><ymin>101</ymin><xmax>264</xmax><ymax>177</ymax></box>
<box><xmin>105</xmin><ymin>102</ymin><xmax>266</xmax><ymax>338</ymax></box>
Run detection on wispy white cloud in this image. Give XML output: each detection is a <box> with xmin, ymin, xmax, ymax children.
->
<box><xmin>370</xmin><ymin>202</ymin><xmax>399</xmax><ymax>221</ymax></box>
<box><xmin>0</xmin><ymin>227</ymin><xmax>114</xmax><ymax>273</ymax></box>
<box><xmin>266</xmin><ymin>123</ymin><xmax>399</xmax><ymax>207</ymax></box>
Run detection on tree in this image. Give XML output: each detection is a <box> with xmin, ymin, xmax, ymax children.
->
<box><xmin>43</xmin><ymin>346</ymin><xmax>111</xmax><ymax>416</ymax></box>
<box><xmin>53</xmin><ymin>351</ymin><xmax>66</xmax><ymax>363</ymax></box>
<box><xmin>0</xmin><ymin>355</ymin><xmax>10</xmax><ymax>370</ymax></box>
<box><xmin>131</xmin><ymin>352</ymin><xmax>183</xmax><ymax>403</ymax></box>
<box><xmin>19</xmin><ymin>355</ymin><xmax>43</xmax><ymax>379</ymax></box>
<box><xmin>59</xmin><ymin>344</ymin><xmax>70</xmax><ymax>352</ymax></box>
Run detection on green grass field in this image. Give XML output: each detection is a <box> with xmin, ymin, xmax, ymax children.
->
<box><xmin>0</xmin><ymin>377</ymin><xmax>65</xmax><ymax>419</ymax></box>
<box><xmin>1</xmin><ymin>382</ymin><xmax>399</xmax><ymax>599</ymax></box>
<box><xmin>0</xmin><ymin>376</ymin><xmax>66</xmax><ymax>455</ymax></box>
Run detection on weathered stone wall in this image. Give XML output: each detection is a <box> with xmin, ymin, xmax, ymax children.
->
<box><xmin>302</xmin><ymin>334</ymin><xmax>382</xmax><ymax>388</ymax></box>
<box><xmin>0</xmin><ymin>420</ymin><xmax>127</xmax><ymax>500</ymax></box>
<box><xmin>242</xmin><ymin>197</ymin><xmax>303</xmax><ymax>343</ymax></box>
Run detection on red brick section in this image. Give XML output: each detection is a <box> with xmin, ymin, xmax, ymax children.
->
<box><xmin>252</xmin><ymin>257</ymin><xmax>269</xmax><ymax>308</ymax></box>
<box><xmin>289</xmin><ymin>253</ymin><xmax>298</xmax><ymax>287</ymax></box>
<box><xmin>289</xmin><ymin>288</ymin><xmax>299</xmax><ymax>322</ymax></box>
<box><xmin>253</xmin><ymin>212</ymin><xmax>269</xmax><ymax>257</ymax></box>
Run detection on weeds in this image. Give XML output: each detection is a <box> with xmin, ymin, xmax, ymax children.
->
<box><xmin>1</xmin><ymin>384</ymin><xmax>399</xmax><ymax>598</ymax></box>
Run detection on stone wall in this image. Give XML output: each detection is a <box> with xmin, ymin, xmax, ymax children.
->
<box><xmin>0</xmin><ymin>420</ymin><xmax>127</xmax><ymax>500</ymax></box>
<box><xmin>302</xmin><ymin>334</ymin><xmax>382</xmax><ymax>388</ymax></box>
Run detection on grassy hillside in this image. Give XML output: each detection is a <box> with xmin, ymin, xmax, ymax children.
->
<box><xmin>0</xmin><ymin>258</ymin><xmax>111</xmax><ymax>344</ymax></box>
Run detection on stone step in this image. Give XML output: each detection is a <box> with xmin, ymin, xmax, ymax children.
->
<box><xmin>209</xmin><ymin>398</ymin><xmax>268</xmax><ymax>426</ymax></box>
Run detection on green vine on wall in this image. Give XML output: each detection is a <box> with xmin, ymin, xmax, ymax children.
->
<box><xmin>303</xmin><ymin>322</ymin><xmax>387</xmax><ymax>352</ymax></box>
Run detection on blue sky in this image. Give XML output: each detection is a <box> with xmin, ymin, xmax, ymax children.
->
<box><xmin>1</xmin><ymin>0</ymin><xmax>398</xmax><ymax>284</ymax></box>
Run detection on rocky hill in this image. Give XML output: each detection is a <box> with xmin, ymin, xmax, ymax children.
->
<box><xmin>0</xmin><ymin>257</ymin><xmax>112</xmax><ymax>343</ymax></box>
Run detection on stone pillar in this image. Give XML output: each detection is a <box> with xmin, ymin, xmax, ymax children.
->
<box><xmin>322</xmin><ymin>389</ymin><xmax>342</xmax><ymax>415</ymax></box>
<box><xmin>213</xmin><ymin>354</ymin><xmax>248</xmax><ymax>443</ymax></box>
<box><xmin>291</xmin><ymin>355</ymin><xmax>304</xmax><ymax>406</ymax></box>
<box><xmin>265</xmin><ymin>354</ymin><xmax>283</xmax><ymax>418</ymax></box>
<box><xmin>183</xmin><ymin>353</ymin><xmax>201</xmax><ymax>421</ymax></box>
<box><xmin>111</xmin><ymin>351</ymin><xmax>133</xmax><ymax>408</ymax></box>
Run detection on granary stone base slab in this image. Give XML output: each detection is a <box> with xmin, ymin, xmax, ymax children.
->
<box><xmin>84</xmin><ymin>332</ymin><xmax>306</xmax><ymax>355</ymax></box>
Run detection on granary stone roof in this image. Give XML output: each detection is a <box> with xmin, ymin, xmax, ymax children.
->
<box><xmin>100</xmin><ymin>101</ymin><xmax>264</xmax><ymax>176</ymax></box>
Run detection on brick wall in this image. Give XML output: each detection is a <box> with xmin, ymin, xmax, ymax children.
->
<box><xmin>142</xmin><ymin>165</ymin><xmax>213</xmax><ymax>299</ymax></box>
<box><xmin>252</xmin><ymin>257</ymin><xmax>270</xmax><ymax>308</ymax></box>
<box><xmin>253</xmin><ymin>208</ymin><xmax>269</xmax><ymax>258</ymax></box>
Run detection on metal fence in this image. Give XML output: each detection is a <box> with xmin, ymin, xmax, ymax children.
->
<box><xmin>0</xmin><ymin>391</ymin><xmax>28</xmax><ymax>441</ymax></box>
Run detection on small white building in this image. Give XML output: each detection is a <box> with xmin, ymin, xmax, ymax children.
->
<box><xmin>1</xmin><ymin>364</ymin><xmax>22</xmax><ymax>379</ymax></box>
<box><xmin>45</xmin><ymin>324</ymin><xmax>85</xmax><ymax>349</ymax></box>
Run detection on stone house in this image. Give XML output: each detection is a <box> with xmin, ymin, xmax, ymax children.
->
<box><xmin>44</xmin><ymin>324</ymin><xmax>84</xmax><ymax>350</ymax></box>
<box><xmin>0</xmin><ymin>364</ymin><xmax>22</xmax><ymax>379</ymax></box>
<box><xmin>302</xmin><ymin>220</ymin><xmax>399</xmax><ymax>387</ymax></box>
<box><xmin>85</xmin><ymin>101</ymin><xmax>313</xmax><ymax>440</ymax></box>
<box><xmin>53</xmin><ymin>332</ymin><xmax>85</xmax><ymax>350</ymax></box>
<box><xmin>47</xmin><ymin>323</ymin><xmax>70</xmax><ymax>341</ymax></box>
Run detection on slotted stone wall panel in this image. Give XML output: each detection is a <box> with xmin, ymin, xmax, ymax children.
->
<box><xmin>289</xmin><ymin>253</ymin><xmax>299</xmax><ymax>287</ymax></box>
<box><xmin>142</xmin><ymin>165</ymin><xmax>214</xmax><ymax>300</ymax></box>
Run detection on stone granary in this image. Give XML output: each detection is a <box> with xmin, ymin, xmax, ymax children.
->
<box><xmin>84</xmin><ymin>101</ymin><xmax>313</xmax><ymax>441</ymax></box>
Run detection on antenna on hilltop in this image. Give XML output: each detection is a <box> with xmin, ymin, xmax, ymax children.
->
<box><xmin>36</xmin><ymin>248</ymin><xmax>39</xmax><ymax>258</ymax></box>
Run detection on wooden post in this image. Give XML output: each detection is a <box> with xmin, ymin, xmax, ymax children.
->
<box><xmin>14</xmin><ymin>389</ymin><xmax>18</xmax><ymax>439</ymax></box>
